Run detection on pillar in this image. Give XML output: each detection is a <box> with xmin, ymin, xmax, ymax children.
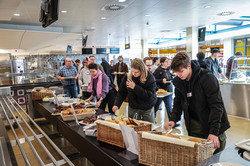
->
<box><xmin>186</xmin><ymin>27</ymin><xmax>199</xmax><ymax>60</ymax></box>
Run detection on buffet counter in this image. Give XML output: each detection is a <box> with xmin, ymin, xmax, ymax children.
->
<box><xmin>34</xmin><ymin>101</ymin><xmax>250</xmax><ymax>166</ymax></box>
<box><xmin>220</xmin><ymin>81</ymin><xmax>250</xmax><ymax>118</ymax></box>
<box><xmin>34</xmin><ymin>101</ymin><xmax>140</xmax><ymax>166</ymax></box>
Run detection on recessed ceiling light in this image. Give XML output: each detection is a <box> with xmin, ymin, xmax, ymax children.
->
<box><xmin>101</xmin><ymin>17</ymin><xmax>106</xmax><ymax>20</ymax></box>
<box><xmin>204</xmin><ymin>5</ymin><xmax>211</xmax><ymax>9</ymax></box>
<box><xmin>145</xmin><ymin>14</ymin><xmax>151</xmax><ymax>17</ymax></box>
<box><xmin>91</xmin><ymin>27</ymin><xmax>95</xmax><ymax>29</ymax></box>
<box><xmin>119</xmin><ymin>0</ymin><xmax>126</xmax><ymax>2</ymax></box>
<box><xmin>217</xmin><ymin>11</ymin><xmax>235</xmax><ymax>16</ymax></box>
<box><xmin>161</xmin><ymin>30</ymin><xmax>171</xmax><ymax>33</ymax></box>
<box><xmin>61</xmin><ymin>10</ymin><xmax>67</xmax><ymax>13</ymax></box>
<box><xmin>168</xmin><ymin>19</ymin><xmax>173</xmax><ymax>22</ymax></box>
<box><xmin>13</xmin><ymin>13</ymin><xmax>20</xmax><ymax>16</ymax></box>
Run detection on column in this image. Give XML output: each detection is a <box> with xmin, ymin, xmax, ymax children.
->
<box><xmin>141</xmin><ymin>39</ymin><xmax>148</xmax><ymax>59</ymax></box>
<box><xmin>223</xmin><ymin>38</ymin><xmax>234</xmax><ymax>63</ymax></box>
<box><xmin>186</xmin><ymin>27</ymin><xmax>199</xmax><ymax>60</ymax></box>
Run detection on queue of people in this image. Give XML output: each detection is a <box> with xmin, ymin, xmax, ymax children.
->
<box><xmin>56</xmin><ymin>52</ymin><xmax>231</xmax><ymax>154</ymax></box>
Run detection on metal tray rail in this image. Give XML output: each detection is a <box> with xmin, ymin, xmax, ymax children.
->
<box><xmin>0</xmin><ymin>95</ymin><xmax>74</xmax><ymax>166</ymax></box>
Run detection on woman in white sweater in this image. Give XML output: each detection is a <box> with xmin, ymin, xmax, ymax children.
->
<box><xmin>78</xmin><ymin>59</ymin><xmax>91</xmax><ymax>99</ymax></box>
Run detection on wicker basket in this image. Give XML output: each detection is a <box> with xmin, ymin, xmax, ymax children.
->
<box><xmin>138</xmin><ymin>131</ymin><xmax>213</xmax><ymax>166</ymax></box>
<box><xmin>31</xmin><ymin>91</ymin><xmax>54</xmax><ymax>100</ymax></box>
<box><xmin>96</xmin><ymin>120</ymin><xmax>152</xmax><ymax>148</ymax></box>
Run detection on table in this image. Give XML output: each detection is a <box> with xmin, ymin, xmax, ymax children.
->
<box><xmin>34</xmin><ymin>101</ymin><xmax>141</xmax><ymax>166</ymax></box>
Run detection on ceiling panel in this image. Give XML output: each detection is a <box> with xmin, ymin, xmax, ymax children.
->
<box><xmin>0</xmin><ymin>29</ymin><xmax>24</xmax><ymax>49</ymax></box>
<box><xmin>0</xmin><ymin>0</ymin><xmax>250</xmax><ymax>52</ymax></box>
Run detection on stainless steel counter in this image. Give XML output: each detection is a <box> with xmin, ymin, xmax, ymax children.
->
<box><xmin>220</xmin><ymin>82</ymin><xmax>250</xmax><ymax>118</ymax></box>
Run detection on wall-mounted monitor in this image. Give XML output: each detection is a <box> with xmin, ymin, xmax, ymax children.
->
<box><xmin>96</xmin><ymin>48</ymin><xmax>106</xmax><ymax>54</ymax></box>
<box><xmin>198</xmin><ymin>27</ymin><xmax>206</xmax><ymax>42</ymax></box>
<box><xmin>66</xmin><ymin>45</ymin><xmax>72</xmax><ymax>53</ymax></box>
<box><xmin>39</xmin><ymin>0</ymin><xmax>59</xmax><ymax>28</ymax></box>
<box><xmin>110</xmin><ymin>48</ymin><xmax>120</xmax><ymax>54</ymax></box>
<box><xmin>82</xmin><ymin>48</ymin><xmax>93</xmax><ymax>54</ymax></box>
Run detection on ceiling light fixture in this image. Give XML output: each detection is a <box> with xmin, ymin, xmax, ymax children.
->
<box><xmin>145</xmin><ymin>14</ymin><xmax>151</xmax><ymax>17</ymax></box>
<box><xmin>101</xmin><ymin>17</ymin><xmax>106</xmax><ymax>19</ymax></box>
<box><xmin>118</xmin><ymin>0</ymin><xmax>126</xmax><ymax>2</ymax></box>
<box><xmin>217</xmin><ymin>11</ymin><xmax>235</xmax><ymax>16</ymax></box>
<box><xmin>13</xmin><ymin>13</ymin><xmax>20</xmax><ymax>16</ymax></box>
<box><xmin>168</xmin><ymin>19</ymin><xmax>173</xmax><ymax>22</ymax></box>
<box><xmin>61</xmin><ymin>10</ymin><xmax>67</xmax><ymax>13</ymax></box>
<box><xmin>204</xmin><ymin>5</ymin><xmax>211</xmax><ymax>9</ymax></box>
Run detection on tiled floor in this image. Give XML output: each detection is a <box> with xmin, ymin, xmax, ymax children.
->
<box><xmin>5</xmin><ymin>103</ymin><xmax>250</xmax><ymax>165</ymax></box>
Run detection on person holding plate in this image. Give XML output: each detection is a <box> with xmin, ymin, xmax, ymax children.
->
<box><xmin>153</xmin><ymin>57</ymin><xmax>174</xmax><ymax>120</ymax></box>
<box><xmin>56</xmin><ymin>57</ymin><xmax>79</xmax><ymax>98</ymax></box>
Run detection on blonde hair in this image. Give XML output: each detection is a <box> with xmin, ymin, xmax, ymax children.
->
<box><xmin>130</xmin><ymin>58</ymin><xmax>148</xmax><ymax>83</ymax></box>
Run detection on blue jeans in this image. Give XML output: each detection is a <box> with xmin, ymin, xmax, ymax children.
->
<box><xmin>63</xmin><ymin>84</ymin><xmax>77</xmax><ymax>98</ymax></box>
<box><xmin>154</xmin><ymin>84</ymin><xmax>173</xmax><ymax>119</ymax></box>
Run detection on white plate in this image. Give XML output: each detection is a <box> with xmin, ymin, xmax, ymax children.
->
<box><xmin>235</xmin><ymin>139</ymin><xmax>250</xmax><ymax>151</ymax></box>
<box><xmin>42</xmin><ymin>98</ymin><xmax>49</xmax><ymax>102</ymax></box>
<box><xmin>112</xmin><ymin>72</ymin><xmax>125</xmax><ymax>75</ymax></box>
<box><xmin>51</xmin><ymin>112</ymin><xmax>61</xmax><ymax>116</ymax></box>
<box><xmin>81</xmin><ymin>84</ymin><xmax>89</xmax><ymax>87</ymax></box>
<box><xmin>156</xmin><ymin>92</ymin><xmax>172</xmax><ymax>98</ymax></box>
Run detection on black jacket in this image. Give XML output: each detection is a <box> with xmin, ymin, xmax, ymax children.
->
<box><xmin>170</xmin><ymin>60</ymin><xmax>230</xmax><ymax>138</ymax></box>
<box><xmin>101</xmin><ymin>61</ymin><xmax>111</xmax><ymax>78</ymax></box>
<box><xmin>153</xmin><ymin>67</ymin><xmax>173</xmax><ymax>90</ymax></box>
<box><xmin>114</xmin><ymin>71</ymin><xmax>157</xmax><ymax>110</ymax></box>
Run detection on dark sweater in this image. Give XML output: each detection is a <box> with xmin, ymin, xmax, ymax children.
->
<box><xmin>153</xmin><ymin>67</ymin><xmax>173</xmax><ymax>90</ymax></box>
<box><xmin>170</xmin><ymin>60</ymin><xmax>230</xmax><ymax>138</ymax></box>
<box><xmin>114</xmin><ymin>71</ymin><xmax>157</xmax><ymax>110</ymax></box>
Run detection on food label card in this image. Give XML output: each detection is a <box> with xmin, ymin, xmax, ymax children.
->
<box><xmin>119</xmin><ymin>124</ymin><xmax>138</xmax><ymax>155</ymax></box>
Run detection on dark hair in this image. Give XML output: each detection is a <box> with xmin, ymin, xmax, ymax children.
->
<box><xmin>196</xmin><ymin>52</ymin><xmax>205</xmax><ymax>60</ymax></box>
<box><xmin>171</xmin><ymin>52</ymin><xmax>191</xmax><ymax>72</ymax></box>
<box><xmin>75</xmin><ymin>59</ymin><xmax>80</xmax><ymax>63</ymax></box>
<box><xmin>88</xmin><ymin>63</ymin><xmax>98</xmax><ymax>70</ymax></box>
<box><xmin>153</xmin><ymin>57</ymin><xmax>159</xmax><ymax>64</ymax></box>
<box><xmin>235</xmin><ymin>51</ymin><xmax>243</xmax><ymax>56</ymax></box>
<box><xmin>212</xmin><ymin>49</ymin><xmax>220</xmax><ymax>54</ymax></box>
<box><xmin>160</xmin><ymin>57</ymin><xmax>168</xmax><ymax>64</ymax></box>
<box><xmin>143</xmin><ymin>57</ymin><xmax>151</xmax><ymax>63</ymax></box>
<box><xmin>118</xmin><ymin>55</ymin><xmax>123</xmax><ymax>59</ymax></box>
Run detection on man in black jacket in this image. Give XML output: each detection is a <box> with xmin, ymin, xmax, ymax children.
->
<box><xmin>164</xmin><ymin>53</ymin><xmax>230</xmax><ymax>154</ymax></box>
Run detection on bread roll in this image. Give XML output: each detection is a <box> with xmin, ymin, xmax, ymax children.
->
<box><xmin>188</xmin><ymin>138</ymin><xmax>202</xmax><ymax>143</ymax></box>
<box><xmin>164</xmin><ymin>133</ymin><xmax>174</xmax><ymax>137</ymax></box>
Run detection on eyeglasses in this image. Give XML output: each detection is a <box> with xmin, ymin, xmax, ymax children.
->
<box><xmin>146</xmin><ymin>65</ymin><xmax>152</xmax><ymax>67</ymax></box>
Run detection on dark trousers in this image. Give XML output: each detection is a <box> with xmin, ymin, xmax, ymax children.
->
<box><xmin>154</xmin><ymin>95</ymin><xmax>172</xmax><ymax>118</ymax></box>
<box><xmin>154</xmin><ymin>84</ymin><xmax>173</xmax><ymax>118</ymax></box>
<box><xmin>99</xmin><ymin>90</ymin><xmax>116</xmax><ymax>113</ymax></box>
<box><xmin>82</xmin><ymin>92</ymin><xmax>92</xmax><ymax>100</ymax></box>
<box><xmin>189</xmin><ymin>118</ymin><xmax>227</xmax><ymax>154</ymax></box>
<box><xmin>63</xmin><ymin>84</ymin><xmax>77</xmax><ymax>98</ymax></box>
<box><xmin>117</xmin><ymin>77</ymin><xmax>122</xmax><ymax>88</ymax></box>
